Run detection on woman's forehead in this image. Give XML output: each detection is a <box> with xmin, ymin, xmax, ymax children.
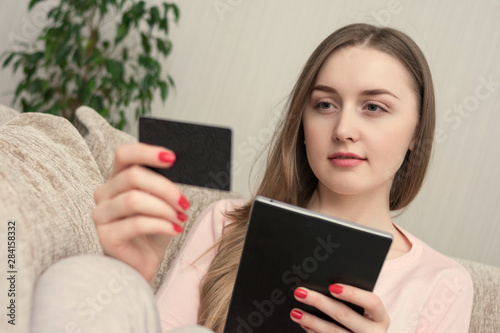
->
<box><xmin>314</xmin><ymin>46</ymin><xmax>415</xmax><ymax>98</ymax></box>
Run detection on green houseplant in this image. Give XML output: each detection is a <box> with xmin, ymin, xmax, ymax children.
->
<box><xmin>1</xmin><ymin>0</ymin><xmax>179</xmax><ymax>130</ymax></box>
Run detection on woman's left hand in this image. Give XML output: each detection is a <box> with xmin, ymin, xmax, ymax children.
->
<box><xmin>290</xmin><ymin>284</ymin><xmax>390</xmax><ymax>332</ymax></box>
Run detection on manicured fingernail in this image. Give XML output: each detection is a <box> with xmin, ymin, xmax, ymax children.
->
<box><xmin>294</xmin><ymin>288</ymin><xmax>308</xmax><ymax>299</ymax></box>
<box><xmin>177</xmin><ymin>211</ymin><xmax>188</xmax><ymax>222</ymax></box>
<box><xmin>329</xmin><ymin>284</ymin><xmax>343</xmax><ymax>294</ymax></box>
<box><xmin>178</xmin><ymin>195</ymin><xmax>190</xmax><ymax>210</ymax></box>
<box><xmin>291</xmin><ymin>309</ymin><xmax>303</xmax><ymax>320</ymax></box>
<box><xmin>158</xmin><ymin>151</ymin><xmax>176</xmax><ymax>164</ymax></box>
<box><xmin>173</xmin><ymin>224</ymin><xmax>183</xmax><ymax>233</ymax></box>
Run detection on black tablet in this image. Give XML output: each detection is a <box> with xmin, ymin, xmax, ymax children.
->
<box><xmin>223</xmin><ymin>196</ymin><xmax>393</xmax><ymax>332</ymax></box>
<box><xmin>138</xmin><ymin>116</ymin><xmax>232</xmax><ymax>191</ymax></box>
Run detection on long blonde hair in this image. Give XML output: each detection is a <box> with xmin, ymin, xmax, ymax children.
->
<box><xmin>197</xmin><ymin>23</ymin><xmax>435</xmax><ymax>332</ymax></box>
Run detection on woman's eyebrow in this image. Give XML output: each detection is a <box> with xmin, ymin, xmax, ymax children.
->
<box><xmin>311</xmin><ymin>85</ymin><xmax>400</xmax><ymax>100</ymax></box>
<box><xmin>311</xmin><ymin>85</ymin><xmax>338</xmax><ymax>94</ymax></box>
<box><xmin>360</xmin><ymin>89</ymin><xmax>400</xmax><ymax>100</ymax></box>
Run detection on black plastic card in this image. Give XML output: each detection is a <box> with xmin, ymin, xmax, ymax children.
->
<box><xmin>139</xmin><ymin>116</ymin><xmax>232</xmax><ymax>191</ymax></box>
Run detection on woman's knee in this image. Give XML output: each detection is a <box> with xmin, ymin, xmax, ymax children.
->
<box><xmin>31</xmin><ymin>254</ymin><xmax>160</xmax><ymax>333</ymax></box>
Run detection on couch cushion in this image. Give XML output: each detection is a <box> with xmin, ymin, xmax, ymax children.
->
<box><xmin>0</xmin><ymin>109</ymin><xmax>103</xmax><ymax>332</ymax></box>
<box><xmin>0</xmin><ymin>104</ymin><xmax>19</xmax><ymax>125</ymax></box>
<box><xmin>455</xmin><ymin>258</ymin><xmax>500</xmax><ymax>333</ymax></box>
<box><xmin>74</xmin><ymin>106</ymin><xmax>137</xmax><ymax>182</ymax></box>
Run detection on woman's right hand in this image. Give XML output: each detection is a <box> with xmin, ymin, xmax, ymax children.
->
<box><xmin>92</xmin><ymin>143</ymin><xmax>190</xmax><ymax>285</ymax></box>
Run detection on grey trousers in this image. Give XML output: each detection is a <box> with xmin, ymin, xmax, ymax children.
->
<box><xmin>30</xmin><ymin>255</ymin><xmax>213</xmax><ymax>333</ymax></box>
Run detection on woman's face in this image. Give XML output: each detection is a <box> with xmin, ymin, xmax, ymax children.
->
<box><xmin>302</xmin><ymin>46</ymin><xmax>419</xmax><ymax>199</ymax></box>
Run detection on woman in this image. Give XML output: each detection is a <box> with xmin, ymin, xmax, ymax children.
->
<box><xmin>92</xmin><ymin>23</ymin><xmax>473</xmax><ymax>332</ymax></box>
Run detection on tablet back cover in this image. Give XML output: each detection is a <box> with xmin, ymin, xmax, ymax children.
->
<box><xmin>223</xmin><ymin>196</ymin><xmax>392</xmax><ymax>333</ymax></box>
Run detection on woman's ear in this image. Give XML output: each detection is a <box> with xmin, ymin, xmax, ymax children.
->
<box><xmin>409</xmin><ymin>135</ymin><xmax>416</xmax><ymax>152</ymax></box>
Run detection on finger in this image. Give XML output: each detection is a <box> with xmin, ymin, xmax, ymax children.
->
<box><xmin>94</xmin><ymin>165</ymin><xmax>189</xmax><ymax>212</ymax></box>
<box><xmin>97</xmin><ymin>215</ymin><xmax>183</xmax><ymax>248</ymax></box>
<box><xmin>110</xmin><ymin>143</ymin><xmax>176</xmax><ymax>178</ymax></box>
<box><xmin>300</xmin><ymin>324</ymin><xmax>316</xmax><ymax>333</ymax></box>
<box><xmin>290</xmin><ymin>308</ymin><xmax>350</xmax><ymax>333</ymax></box>
<box><xmin>293</xmin><ymin>286</ymin><xmax>387</xmax><ymax>332</ymax></box>
<box><xmin>328</xmin><ymin>284</ymin><xmax>389</xmax><ymax>324</ymax></box>
<box><xmin>93</xmin><ymin>190</ymin><xmax>187</xmax><ymax>226</ymax></box>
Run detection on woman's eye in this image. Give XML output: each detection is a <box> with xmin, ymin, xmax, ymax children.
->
<box><xmin>317</xmin><ymin>101</ymin><xmax>333</xmax><ymax>110</ymax></box>
<box><xmin>366</xmin><ymin>103</ymin><xmax>385</xmax><ymax>112</ymax></box>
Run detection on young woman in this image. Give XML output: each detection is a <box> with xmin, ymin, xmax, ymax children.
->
<box><xmin>92</xmin><ymin>23</ymin><xmax>473</xmax><ymax>332</ymax></box>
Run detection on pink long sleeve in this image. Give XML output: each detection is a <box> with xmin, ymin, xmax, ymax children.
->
<box><xmin>155</xmin><ymin>199</ymin><xmax>249</xmax><ymax>332</ymax></box>
<box><xmin>374</xmin><ymin>226</ymin><xmax>474</xmax><ymax>332</ymax></box>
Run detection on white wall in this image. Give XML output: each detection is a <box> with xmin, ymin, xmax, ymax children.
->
<box><xmin>1</xmin><ymin>0</ymin><xmax>499</xmax><ymax>266</ymax></box>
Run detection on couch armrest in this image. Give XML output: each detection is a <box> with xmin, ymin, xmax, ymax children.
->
<box><xmin>454</xmin><ymin>258</ymin><xmax>500</xmax><ymax>333</ymax></box>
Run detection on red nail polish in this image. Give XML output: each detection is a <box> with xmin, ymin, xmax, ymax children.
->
<box><xmin>158</xmin><ymin>151</ymin><xmax>175</xmax><ymax>164</ymax></box>
<box><xmin>173</xmin><ymin>224</ymin><xmax>183</xmax><ymax>233</ymax></box>
<box><xmin>329</xmin><ymin>284</ymin><xmax>343</xmax><ymax>294</ymax></box>
<box><xmin>291</xmin><ymin>309</ymin><xmax>303</xmax><ymax>320</ymax></box>
<box><xmin>294</xmin><ymin>288</ymin><xmax>308</xmax><ymax>299</ymax></box>
<box><xmin>177</xmin><ymin>211</ymin><xmax>188</xmax><ymax>222</ymax></box>
<box><xmin>178</xmin><ymin>195</ymin><xmax>190</xmax><ymax>210</ymax></box>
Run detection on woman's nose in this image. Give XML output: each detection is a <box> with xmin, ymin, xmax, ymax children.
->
<box><xmin>331</xmin><ymin>108</ymin><xmax>360</xmax><ymax>143</ymax></box>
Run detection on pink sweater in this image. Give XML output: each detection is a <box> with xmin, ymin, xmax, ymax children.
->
<box><xmin>156</xmin><ymin>199</ymin><xmax>474</xmax><ymax>332</ymax></box>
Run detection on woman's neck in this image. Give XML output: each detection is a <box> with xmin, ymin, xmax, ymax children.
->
<box><xmin>306</xmin><ymin>185</ymin><xmax>412</xmax><ymax>259</ymax></box>
<box><xmin>307</xmin><ymin>185</ymin><xmax>392</xmax><ymax>231</ymax></box>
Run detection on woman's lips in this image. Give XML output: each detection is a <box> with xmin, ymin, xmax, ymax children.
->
<box><xmin>329</xmin><ymin>152</ymin><xmax>366</xmax><ymax>167</ymax></box>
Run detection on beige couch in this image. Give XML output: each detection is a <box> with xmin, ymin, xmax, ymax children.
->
<box><xmin>0</xmin><ymin>105</ymin><xmax>498</xmax><ymax>332</ymax></box>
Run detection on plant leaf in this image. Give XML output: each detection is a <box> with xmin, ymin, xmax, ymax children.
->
<box><xmin>105</xmin><ymin>59</ymin><xmax>124</xmax><ymax>81</ymax></box>
<box><xmin>75</xmin><ymin>74</ymin><xmax>83</xmax><ymax>91</ymax></box>
<box><xmin>143</xmin><ymin>74</ymin><xmax>157</xmax><ymax>90</ymax></box>
<box><xmin>29</xmin><ymin>79</ymin><xmax>43</xmax><ymax>95</ymax></box>
<box><xmin>120</xmin><ymin>47</ymin><xmax>127</xmax><ymax>62</ymax></box>
<box><xmin>159</xmin><ymin>17</ymin><xmax>168</xmax><ymax>33</ymax></box>
<box><xmin>159</xmin><ymin>80</ymin><xmax>168</xmax><ymax>102</ymax></box>
<box><xmin>55</xmin><ymin>45</ymin><xmax>72</xmax><ymax>65</ymax></box>
<box><xmin>133</xmin><ymin>1</ymin><xmax>146</xmax><ymax>26</ymax></box>
<box><xmin>89</xmin><ymin>95</ymin><xmax>104</xmax><ymax>111</ymax></box>
<box><xmin>100</xmin><ymin>0</ymin><xmax>108</xmax><ymax>16</ymax></box>
<box><xmin>141</xmin><ymin>32</ymin><xmax>151</xmax><ymax>54</ymax></box>
<box><xmin>28</xmin><ymin>0</ymin><xmax>44</xmax><ymax>10</ymax></box>
<box><xmin>14</xmin><ymin>83</ymin><xmax>26</xmax><ymax>99</ymax></box>
<box><xmin>164</xmin><ymin>3</ymin><xmax>180</xmax><ymax>23</ymax></box>
<box><xmin>167</xmin><ymin>74</ymin><xmax>175</xmax><ymax>89</ymax></box>
<box><xmin>138</xmin><ymin>55</ymin><xmax>157</xmax><ymax>72</ymax></box>
<box><xmin>156</xmin><ymin>38</ymin><xmax>168</xmax><ymax>56</ymax></box>
<box><xmin>149</xmin><ymin>7</ymin><xmax>160</xmax><ymax>28</ymax></box>
<box><xmin>2</xmin><ymin>53</ymin><xmax>16</xmax><ymax>68</ymax></box>
<box><xmin>28</xmin><ymin>51</ymin><xmax>44</xmax><ymax>64</ymax></box>
<box><xmin>170</xmin><ymin>3</ymin><xmax>180</xmax><ymax>22</ymax></box>
<box><xmin>115</xmin><ymin>23</ymin><xmax>129</xmax><ymax>43</ymax></box>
